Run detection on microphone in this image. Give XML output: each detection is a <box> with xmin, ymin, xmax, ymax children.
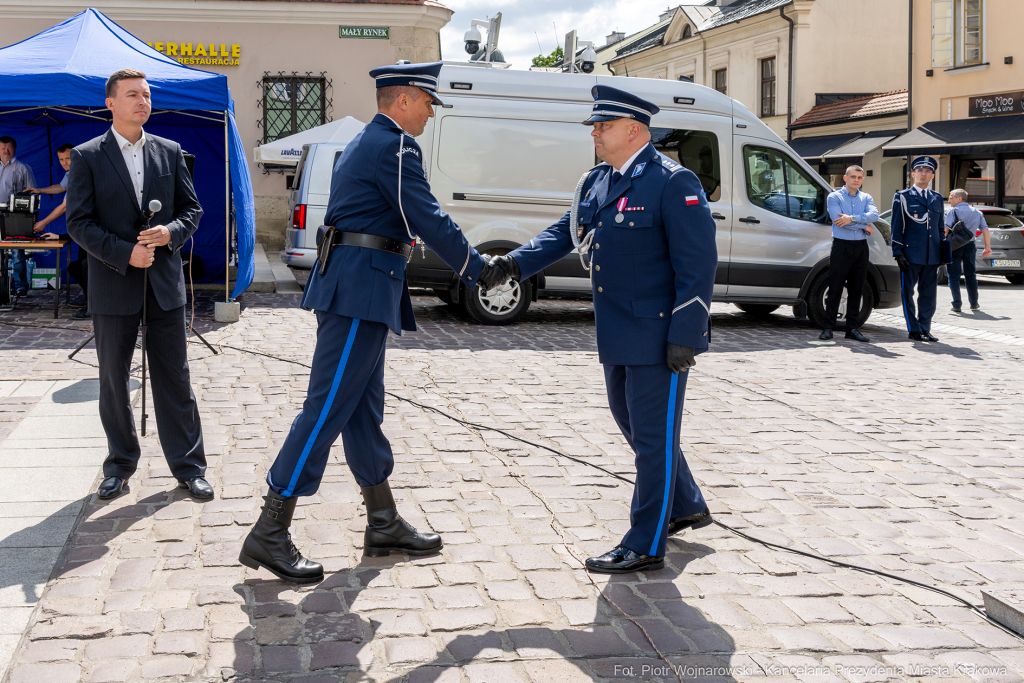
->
<box><xmin>145</xmin><ymin>199</ymin><xmax>162</xmax><ymax>220</ymax></box>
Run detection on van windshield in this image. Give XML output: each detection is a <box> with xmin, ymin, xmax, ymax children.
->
<box><xmin>650</xmin><ymin>128</ymin><xmax>721</xmax><ymax>202</ymax></box>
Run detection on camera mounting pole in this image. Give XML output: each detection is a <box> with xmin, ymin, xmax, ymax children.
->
<box><xmin>562</xmin><ymin>31</ymin><xmax>598</xmax><ymax>74</ymax></box>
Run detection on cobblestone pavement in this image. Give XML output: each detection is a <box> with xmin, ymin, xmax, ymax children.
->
<box><xmin>1</xmin><ymin>282</ymin><xmax>1024</xmax><ymax>683</ymax></box>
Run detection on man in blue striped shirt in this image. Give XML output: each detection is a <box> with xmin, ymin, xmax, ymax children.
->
<box><xmin>820</xmin><ymin>165</ymin><xmax>878</xmax><ymax>342</ymax></box>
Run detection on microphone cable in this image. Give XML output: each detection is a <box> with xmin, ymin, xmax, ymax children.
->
<box><xmin>1</xmin><ymin>317</ymin><xmax>1020</xmax><ymax>643</ymax></box>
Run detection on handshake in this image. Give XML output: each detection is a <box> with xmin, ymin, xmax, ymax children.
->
<box><xmin>476</xmin><ymin>254</ymin><xmax>520</xmax><ymax>291</ymax></box>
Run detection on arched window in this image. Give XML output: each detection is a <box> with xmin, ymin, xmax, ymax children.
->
<box><xmin>682</xmin><ymin>25</ymin><xmax>692</xmax><ymax>40</ymax></box>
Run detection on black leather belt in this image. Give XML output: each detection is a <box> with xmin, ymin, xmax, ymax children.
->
<box><xmin>329</xmin><ymin>229</ymin><xmax>414</xmax><ymax>260</ymax></box>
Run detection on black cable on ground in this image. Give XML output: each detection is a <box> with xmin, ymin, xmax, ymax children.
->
<box><xmin>4</xmin><ymin>320</ymin><xmax>1021</xmax><ymax>642</ymax></box>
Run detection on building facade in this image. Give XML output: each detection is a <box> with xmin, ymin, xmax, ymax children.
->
<box><xmin>604</xmin><ymin>0</ymin><xmax>908</xmax><ymax>149</ymax></box>
<box><xmin>883</xmin><ymin>0</ymin><xmax>1023</xmax><ymax>213</ymax></box>
<box><xmin>0</xmin><ymin>0</ymin><xmax>451</xmax><ymax>248</ymax></box>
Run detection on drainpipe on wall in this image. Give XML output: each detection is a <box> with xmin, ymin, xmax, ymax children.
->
<box><xmin>780</xmin><ymin>5</ymin><xmax>795</xmax><ymax>141</ymax></box>
<box><xmin>907</xmin><ymin>0</ymin><xmax>914</xmax><ymax>183</ymax></box>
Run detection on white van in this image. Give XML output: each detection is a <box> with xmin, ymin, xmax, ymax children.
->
<box><xmin>283</xmin><ymin>65</ymin><xmax>901</xmax><ymax>327</ymax></box>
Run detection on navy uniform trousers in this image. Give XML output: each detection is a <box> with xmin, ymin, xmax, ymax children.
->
<box><xmin>267</xmin><ymin>312</ymin><xmax>393</xmax><ymax>497</ymax></box>
<box><xmin>605</xmin><ymin>364</ymin><xmax>705</xmax><ymax>558</ymax></box>
<box><xmin>900</xmin><ymin>264</ymin><xmax>938</xmax><ymax>334</ymax></box>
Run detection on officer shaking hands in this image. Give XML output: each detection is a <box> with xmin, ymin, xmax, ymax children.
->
<box><xmin>892</xmin><ymin>156</ymin><xmax>944</xmax><ymax>342</ymax></box>
<box><xmin>240</xmin><ymin>62</ymin><xmax>499</xmax><ymax>584</ymax></box>
<box><xmin>487</xmin><ymin>85</ymin><xmax>718</xmax><ymax>573</ymax></box>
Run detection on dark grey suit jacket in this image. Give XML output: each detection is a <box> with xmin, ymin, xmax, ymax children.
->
<box><xmin>66</xmin><ymin>129</ymin><xmax>203</xmax><ymax>315</ymax></box>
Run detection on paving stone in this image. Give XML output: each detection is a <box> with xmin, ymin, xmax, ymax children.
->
<box><xmin>153</xmin><ymin>632</ymin><xmax>199</xmax><ymax>655</ymax></box>
<box><xmin>309</xmin><ymin>641</ymin><xmax>373</xmax><ymax>670</ymax></box>
<box><xmin>383</xmin><ymin>637</ymin><xmax>437</xmax><ymax>665</ymax></box>
<box><xmin>83</xmin><ymin>634</ymin><xmax>148</xmax><ymax>659</ymax></box>
<box><xmin>426</xmin><ymin>608</ymin><xmax>497</xmax><ymax>631</ymax></box>
<box><xmin>139</xmin><ymin>657</ymin><xmax>194</xmax><ymax>679</ymax></box>
<box><xmin>9</xmin><ymin>662</ymin><xmax>81</xmax><ymax>683</ymax></box>
<box><xmin>426</xmin><ymin>586</ymin><xmax>485</xmax><ymax>610</ymax></box>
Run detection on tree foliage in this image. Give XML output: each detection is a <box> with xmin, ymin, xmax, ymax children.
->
<box><xmin>531</xmin><ymin>46</ymin><xmax>564</xmax><ymax>68</ymax></box>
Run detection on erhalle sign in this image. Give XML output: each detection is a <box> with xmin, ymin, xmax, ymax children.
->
<box><xmin>969</xmin><ymin>90</ymin><xmax>1024</xmax><ymax>117</ymax></box>
<box><xmin>339</xmin><ymin>26</ymin><xmax>389</xmax><ymax>39</ymax></box>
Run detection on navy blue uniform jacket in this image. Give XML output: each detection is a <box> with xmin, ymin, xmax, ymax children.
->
<box><xmin>891</xmin><ymin>188</ymin><xmax>944</xmax><ymax>266</ymax></box>
<box><xmin>303</xmin><ymin>113</ymin><xmax>486</xmax><ymax>333</ymax></box>
<box><xmin>510</xmin><ymin>142</ymin><xmax>717</xmax><ymax>366</ymax></box>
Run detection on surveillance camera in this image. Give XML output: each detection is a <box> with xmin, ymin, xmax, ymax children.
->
<box><xmin>464</xmin><ymin>25</ymin><xmax>482</xmax><ymax>54</ymax></box>
<box><xmin>580</xmin><ymin>45</ymin><xmax>597</xmax><ymax>74</ymax></box>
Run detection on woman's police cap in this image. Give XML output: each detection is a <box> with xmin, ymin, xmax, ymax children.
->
<box><xmin>911</xmin><ymin>155</ymin><xmax>938</xmax><ymax>171</ymax></box>
<box><xmin>583</xmin><ymin>85</ymin><xmax>659</xmax><ymax>126</ymax></box>
<box><xmin>369</xmin><ymin>61</ymin><xmax>444</xmax><ymax>106</ymax></box>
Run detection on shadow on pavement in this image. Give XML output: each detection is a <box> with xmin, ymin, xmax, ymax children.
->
<box><xmin>227</xmin><ymin>542</ymin><xmax>739</xmax><ymax>682</ymax></box>
<box><xmin>0</xmin><ymin>498</ymin><xmax>88</xmax><ymax>603</ymax></box>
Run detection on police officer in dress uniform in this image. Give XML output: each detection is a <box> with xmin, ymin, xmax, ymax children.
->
<box><xmin>488</xmin><ymin>86</ymin><xmax>718</xmax><ymax>573</ymax></box>
<box><xmin>239</xmin><ymin>62</ymin><xmax>505</xmax><ymax>583</ymax></box>
<box><xmin>891</xmin><ymin>156</ymin><xmax>944</xmax><ymax>342</ymax></box>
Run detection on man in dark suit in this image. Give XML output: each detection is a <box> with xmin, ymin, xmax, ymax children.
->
<box><xmin>66</xmin><ymin>69</ymin><xmax>212</xmax><ymax>501</ymax></box>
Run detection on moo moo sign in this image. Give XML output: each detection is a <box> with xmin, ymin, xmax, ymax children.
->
<box><xmin>969</xmin><ymin>91</ymin><xmax>1024</xmax><ymax>117</ymax></box>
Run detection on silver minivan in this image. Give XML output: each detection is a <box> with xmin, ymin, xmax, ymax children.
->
<box><xmin>283</xmin><ymin>65</ymin><xmax>902</xmax><ymax>326</ymax></box>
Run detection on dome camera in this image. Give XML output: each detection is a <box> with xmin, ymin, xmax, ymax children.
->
<box><xmin>580</xmin><ymin>46</ymin><xmax>597</xmax><ymax>74</ymax></box>
<box><xmin>464</xmin><ymin>25</ymin><xmax>482</xmax><ymax>55</ymax></box>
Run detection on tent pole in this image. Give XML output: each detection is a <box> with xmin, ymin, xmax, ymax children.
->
<box><xmin>224</xmin><ymin>110</ymin><xmax>230</xmax><ymax>304</ymax></box>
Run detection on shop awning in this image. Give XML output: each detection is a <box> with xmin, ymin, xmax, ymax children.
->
<box><xmin>254</xmin><ymin>117</ymin><xmax>366</xmax><ymax>165</ymax></box>
<box><xmin>787</xmin><ymin>133</ymin><xmax>861</xmax><ymax>161</ymax></box>
<box><xmin>822</xmin><ymin>130</ymin><xmax>901</xmax><ymax>160</ymax></box>
<box><xmin>883</xmin><ymin>114</ymin><xmax>1024</xmax><ymax>157</ymax></box>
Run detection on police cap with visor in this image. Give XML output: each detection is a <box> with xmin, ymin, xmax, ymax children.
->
<box><xmin>910</xmin><ymin>155</ymin><xmax>938</xmax><ymax>172</ymax></box>
<box><xmin>369</xmin><ymin>61</ymin><xmax>445</xmax><ymax>106</ymax></box>
<box><xmin>583</xmin><ymin>85</ymin><xmax>660</xmax><ymax>126</ymax></box>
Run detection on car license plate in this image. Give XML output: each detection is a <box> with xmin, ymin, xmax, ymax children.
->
<box><xmin>993</xmin><ymin>259</ymin><xmax>1021</xmax><ymax>267</ymax></box>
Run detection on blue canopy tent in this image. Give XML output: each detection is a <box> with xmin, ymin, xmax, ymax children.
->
<box><xmin>0</xmin><ymin>8</ymin><xmax>255</xmax><ymax>298</ymax></box>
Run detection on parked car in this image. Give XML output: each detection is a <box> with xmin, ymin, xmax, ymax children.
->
<box><xmin>876</xmin><ymin>206</ymin><xmax>1024</xmax><ymax>285</ymax></box>
<box><xmin>285</xmin><ymin>64</ymin><xmax>902</xmax><ymax>327</ymax></box>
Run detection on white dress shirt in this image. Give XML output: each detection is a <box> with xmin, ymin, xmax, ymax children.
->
<box><xmin>111</xmin><ymin>126</ymin><xmax>146</xmax><ymax>208</ymax></box>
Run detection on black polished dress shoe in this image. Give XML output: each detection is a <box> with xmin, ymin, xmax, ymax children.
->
<box><xmin>240</xmin><ymin>491</ymin><xmax>324</xmax><ymax>584</ymax></box>
<box><xmin>921</xmin><ymin>331</ymin><xmax>939</xmax><ymax>342</ymax></box>
<box><xmin>179</xmin><ymin>477</ymin><xmax>214</xmax><ymax>500</ymax></box>
<box><xmin>909</xmin><ymin>331</ymin><xmax>926</xmax><ymax>341</ymax></box>
<box><xmin>668</xmin><ymin>507</ymin><xmax>713</xmax><ymax>536</ymax></box>
<box><xmin>362</xmin><ymin>480</ymin><xmax>442</xmax><ymax>557</ymax></box>
<box><xmin>68</xmin><ymin>296</ymin><xmax>87</xmax><ymax>309</ymax></box>
<box><xmin>97</xmin><ymin>476</ymin><xmax>129</xmax><ymax>500</ymax></box>
<box><xmin>585</xmin><ymin>546</ymin><xmax>664</xmax><ymax>574</ymax></box>
<box><xmin>818</xmin><ymin>329</ymin><xmax>833</xmax><ymax>340</ymax></box>
<box><xmin>72</xmin><ymin>308</ymin><xmax>91</xmax><ymax>320</ymax></box>
<box><xmin>845</xmin><ymin>328</ymin><xmax>870</xmax><ymax>342</ymax></box>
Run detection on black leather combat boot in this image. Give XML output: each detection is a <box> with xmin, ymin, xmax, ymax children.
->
<box><xmin>239</xmin><ymin>491</ymin><xmax>323</xmax><ymax>584</ymax></box>
<box><xmin>362</xmin><ymin>481</ymin><xmax>443</xmax><ymax>557</ymax></box>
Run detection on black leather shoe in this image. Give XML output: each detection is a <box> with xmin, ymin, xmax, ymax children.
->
<box><xmin>818</xmin><ymin>329</ymin><xmax>833</xmax><ymax>340</ymax></box>
<box><xmin>668</xmin><ymin>507</ymin><xmax>712</xmax><ymax>536</ymax></box>
<box><xmin>970</xmin><ymin>304</ymin><xmax>980</xmax><ymax>310</ymax></box>
<box><xmin>585</xmin><ymin>546</ymin><xmax>664</xmax><ymax>574</ymax></box>
<box><xmin>179</xmin><ymin>477</ymin><xmax>214</xmax><ymax>500</ymax></box>
<box><xmin>97</xmin><ymin>476</ymin><xmax>129</xmax><ymax>501</ymax></box>
<box><xmin>239</xmin><ymin>491</ymin><xmax>324</xmax><ymax>584</ymax></box>
<box><xmin>72</xmin><ymin>308</ymin><xmax>91</xmax><ymax>320</ymax></box>
<box><xmin>68</xmin><ymin>296</ymin><xmax>87</xmax><ymax>309</ymax></box>
<box><xmin>909</xmin><ymin>331</ymin><xmax>926</xmax><ymax>341</ymax></box>
<box><xmin>845</xmin><ymin>329</ymin><xmax>870</xmax><ymax>342</ymax></box>
<box><xmin>362</xmin><ymin>480</ymin><xmax>442</xmax><ymax>557</ymax></box>
<box><xmin>921</xmin><ymin>331</ymin><xmax>939</xmax><ymax>342</ymax></box>
<box><xmin>952</xmin><ymin>306</ymin><xmax>961</xmax><ymax>313</ymax></box>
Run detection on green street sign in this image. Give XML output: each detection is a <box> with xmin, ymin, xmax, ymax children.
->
<box><xmin>339</xmin><ymin>26</ymin><xmax>389</xmax><ymax>39</ymax></box>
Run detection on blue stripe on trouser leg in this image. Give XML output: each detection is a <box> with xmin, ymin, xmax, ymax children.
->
<box><xmin>900</xmin><ymin>272</ymin><xmax>912</xmax><ymax>332</ymax></box>
<box><xmin>267</xmin><ymin>313</ymin><xmax>392</xmax><ymax>498</ymax></box>
<box><xmin>650</xmin><ymin>373</ymin><xmax>679</xmax><ymax>556</ymax></box>
<box><xmin>607</xmin><ymin>364</ymin><xmax>705</xmax><ymax>559</ymax></box>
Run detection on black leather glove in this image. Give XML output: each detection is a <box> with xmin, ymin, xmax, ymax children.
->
<box><xmin>666</xmin><ymin>343</ymin><xmax>696</xmax><ymax>374</ymax></box>
<box><xmin>894</xmin><ymin>253</ymin><xmax>911</xmax><ymax>272</ymax></box>
<box><xmin>477</xmin><ymin>255</ymin><xmax>520</xmax><ymax>291</ymax></box>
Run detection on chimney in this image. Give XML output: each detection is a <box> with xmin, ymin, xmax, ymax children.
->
<box><xmin>605</xmin><ymin>31</ymin><xmax>625</xmax><ymax>46</ymax></box>
<box><xmin>659</xmin><ymin>6</ymin><xmax>677</xmax><ymax>21</ymax></box>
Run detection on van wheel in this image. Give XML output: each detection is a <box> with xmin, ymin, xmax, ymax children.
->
<box><xmin>808</xmin><ymin>271</ymin><xmax>874</xmax><ymax>329</ymax></box>
<box><xmin>463</xmin><ymin>278</ymin><xmax>532</xmax><ymax>325</ymax></box>
<box><xmin>433</xmin><ymin>288</ymin><xmax>455</xmax><ymax>306</ymax></box>
<box><xmin>1007</xmin><ymin>274</ymin><xmax>1024</xmax><ymax>285</ymax></box>
<box><xmin>937</xmin><ymin>265</ymin><xmax>949</xmax><ymax>286</ymax></box>
<box><xmin>734</xmin><ymin>303</ymin><xmax>780</xmax><ymax>317</ymax></box>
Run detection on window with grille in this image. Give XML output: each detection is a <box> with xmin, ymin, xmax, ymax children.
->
<box><xmin>760</xmin><ymin>58</ymin><xmax>776</xmax><ymax>117</ymax></box>
<box><xmin>260</xmin><ymin>73</ymin><xmax>328</xmax><ymax>144</ymax></box>
<box><xmin>713</xmin><ymin>68</ymin><xmax>727</xmax><ymax>95</ymax></box>
<box><xmin>931</xmin><ymin>0</ymin><xmax>984</xmax><ymax>67</ymax></box>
